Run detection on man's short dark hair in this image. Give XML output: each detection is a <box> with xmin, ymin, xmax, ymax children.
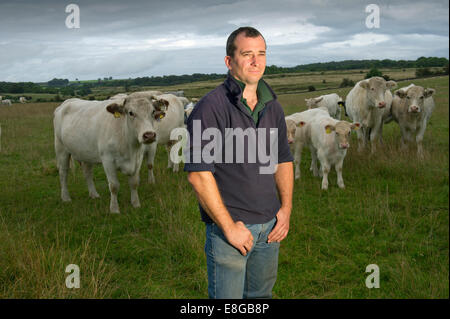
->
<box><xmin>226</xmin><ymin>26</ymin><xmax>266</xmax><ymax>58</ymax></box>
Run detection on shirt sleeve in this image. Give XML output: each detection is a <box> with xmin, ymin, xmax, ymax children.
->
<box><xmin>183</xmin><ymin>97</ymin><xmax>221</xmax><ymax>173</ymax></box>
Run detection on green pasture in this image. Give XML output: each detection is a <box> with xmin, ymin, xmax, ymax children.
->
<box><xmin>0</xmin><ymin>74</ymin><xmax>448</xmax><ymax>298</ymax></box>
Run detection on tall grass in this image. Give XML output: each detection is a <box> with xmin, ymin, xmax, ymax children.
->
<box><xmin>0</xmin><ymin>76</ymin><xmax>448</xmax><ymax>298</ymax></box>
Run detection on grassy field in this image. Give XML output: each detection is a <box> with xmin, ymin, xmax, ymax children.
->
<box><xmin>0</xmin><ymin>74</ymin><xmax>448</xmax><ymax>298</ymax></box>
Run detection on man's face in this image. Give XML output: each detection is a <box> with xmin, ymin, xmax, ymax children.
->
<box><xmin>225</xmin><ymin>33</ymin><xmax>266</xmax><ymax>86</ymax></box>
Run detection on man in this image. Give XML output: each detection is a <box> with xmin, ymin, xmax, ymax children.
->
<box><xmin>184</xmin><ymin>27</ymin><xmax>293</xmax><ymax>299</ymax></box>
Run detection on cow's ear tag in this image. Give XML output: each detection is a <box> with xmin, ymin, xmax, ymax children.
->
<box><xmin>325</xmin><ymin>127</ymin><xmax>332</xmax><ymax>134</ymax></box>
<box><xmin>114</xmin><ymin>112</ymin><xmax>121</xmax><ymax>118</ymax></box>
<box><xmin>159</xmin><ymin>113</ymin><xmax>165</xmax><ymax>119</ymax></box>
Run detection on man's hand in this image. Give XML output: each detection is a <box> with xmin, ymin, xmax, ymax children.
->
<box><xmin>267</xmin><ymin>206</ymin><xmax>291</xmax><ymax>243</ymax></box>
<box><xmin>223</xmin><ymin>221</ymin><xmax>254</xmax><ymax>256</ymax></box>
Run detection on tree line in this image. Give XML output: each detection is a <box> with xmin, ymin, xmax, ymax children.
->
<box><xmin>1</xmin><ymin>57</ymin><xmax>448</xmax><ymax>94</ymax></box>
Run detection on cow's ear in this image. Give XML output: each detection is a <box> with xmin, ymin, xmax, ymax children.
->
<box><xmin>359</xmin><ymin>81</ymin><xmax>370</xmax><ymax>89</ymax></box>
<box><xmin>386</xmin><ymin>80</ymin><xmax>397</xmax><ymax>89</ymax></box>
<box><xmin>106</xmin><ymin>103</ymin><xmax>125</xmax><ymax>118</ymax></box>
<box><xmin>424</xmin><ymin>88</ymin><xmax>435</xmax><ymax>98</ymax></box>
<box><xmin>351</xmin><ymin>122</ymin><xmax>361</xmax><ymax>130</ymax></box>
<box><xmin>325</xmin><ymin>124</ymin><xmax>335</xmax><ymax>134</ymax></box>
<box><xmin>297</xmin><ymin>121</ymin><xmax>306</xmax><ymax>127</ymax></box>
<box><xmin>395</xmin><ymin>89</ymin><xmax>407</xmax><ymax>98</ymax></box>
<box><xmin>151</xmin><ymin>97</ymin><xmax>169</xmax><ymax>111</ymax></box>
<box><xmin>315</xmin><ymin>97</ymin><xmax>323</xmax><ymax>103</ymax></box>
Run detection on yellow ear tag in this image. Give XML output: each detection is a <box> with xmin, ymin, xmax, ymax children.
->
<box><xmin>159</xmin><ymin>114</ymin><xmax>164</xmax><ymax>119</ymax></box>
<box><xmin>325</xmin><ymin>127</ymin><xmax>332</xmax><ymax>134</ymax></box>
<box><xmin>114</xmin><ymin>112</ymin><xmax>121</xmax><ymax>118</ymax></box>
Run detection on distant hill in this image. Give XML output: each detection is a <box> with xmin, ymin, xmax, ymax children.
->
<box><xmin>1</xmin><ymin>57</ymin><xmax>448</xmax><ymax>93</ymax></box>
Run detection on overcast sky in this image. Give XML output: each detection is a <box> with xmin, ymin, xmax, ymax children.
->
<box><xmin>0</xmin><ymin>0</ymin><xmax>448</xmax><ymax>82</ymax></box>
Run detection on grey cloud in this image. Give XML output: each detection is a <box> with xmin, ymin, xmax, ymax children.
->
<box><xmin>0</xmin><ymin>0</ymin><xmax>448</xmax><ymax>82</ymax></box>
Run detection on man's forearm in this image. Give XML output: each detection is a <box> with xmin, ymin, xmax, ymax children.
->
<box><xmin>187</xmin><ymin>171</ymin><xmax>255</xmax><ymax>255</ymax></box>
<box><xmin>274</xmin><ymin>161</ymin><xmax>294</xmax><ymax>211</ymax></box>
<box><xmin>187</xmin><ymin>171</ymin><xmax>235</xmax><ymax>231</ymax></box>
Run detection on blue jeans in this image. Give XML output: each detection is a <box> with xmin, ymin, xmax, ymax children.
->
<box><xmin>205</xmin><ymin>217</ymin><xmax>280</xmax><ymax>299</ymax></box>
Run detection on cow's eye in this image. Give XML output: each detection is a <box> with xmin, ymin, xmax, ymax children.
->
<box><xmin>420</xmin><ymin>96</ymin><xmax>424</xmax><ymax>99</ymax></box>
<box><xmin>371</xmin><ymin>87</ymin><xmax>374</xmax><ymax>90</ymax></box>
<box><xmin>129</xmin><ymin>111</ymin><xmax>134</xmax><ymax>116</ymax></box>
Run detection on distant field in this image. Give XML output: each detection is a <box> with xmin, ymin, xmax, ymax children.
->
<box><xmin>0</xmin><ymin>74</ymin><xmax>448</xmax><ymax>298</ymax></box>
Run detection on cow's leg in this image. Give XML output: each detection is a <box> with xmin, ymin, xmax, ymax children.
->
<box><xmin>167</xmin><ymin>143</ymin><xmax>179</xmax><ymax>172</ymax></box>
<box><xmin>416</xmin><ymin>121</ymin><xmax>428</xmax><ymax>159</ymax></box>
<box><xmin>128</xmin><ymin>170</ymin><xmax>141</xmax><ymax>208</ymax></box>
<box><xmin>146</xmin><ymin>142</ymin><xmax>157</xmax><ymax>184</ymax></box>
<box><xmin>370</xmin><ymin>127</ymin><xmax>378</xmax><ymax>154</ymax></box>
<box><xmin>310</xmin><ymin>145</ymin><xmax>320</xmax><ymax>177</ymax></box>
<box><xmin>55</xmin><ymin>138</ymin><xmax>71</xmax><ymax>202</ymax></box>
<box><xmin>335</xmin><ymin>159</ymin><xmax>345</xmax><ymax>189</ymax></box>
<box><xmin>294</xmin><ymin>140</ymin><xmax>303</xmax><ymax>180</ymax></box>
<box><xmin>356</xmin><ymin>127</ymin><xmax>365</xmax><ymax>151</ymax></box>
<box><xmin>317</xmin><ymin>150</ymin><xmax>330</xmax><ymax>190</ymax></box>
<box><xmin>102</xmin><ymin>160</ymin><xmax>120</xmax><ymax>213</ymax></box>
<box><xmin>81</xmin><ymin>162</ymin><xmax>100</xmax><ymax>199</ymax></box>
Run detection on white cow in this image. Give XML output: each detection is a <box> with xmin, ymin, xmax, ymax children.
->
<box><xmin>389</xmin><ymin>84</ymin><xmax>436</xmax><ymax>158</ymax></box>
<box><xmin>287</xmin><ymin>108</ymin><xmax>360</xmax><ymax>188</ymax></box>
<box><xmin>345</xmin><ymin>77</ymin><xmax>397</xmax><ymax>152</ymax></box>
<box><xmin>53</xmin><ymin>93</ymin><xmax>168</xmax><ymax>213</ymax></box>
<box><xmin>145</xmin><ymin>93</ymin><xmax>186</xmax><ymax>183</ymax></box>
<box><xmin>1</xmin><ymin>99</ymin><xmax>12</xmax><ymax>106</ymax></box>
<box><xmin>309</xmin><ymin>112</ymin><xmax>360</xmax><ymax>189</ymax></box>
<box><xmin>19</xmin><ymin>97</ymin><xmax>26</xmax><ymax>103</ymax></box>
<box><xmin>305</xmin><ymin>93</ymin><xmax>344</xmax><ymax>120</ymax></box>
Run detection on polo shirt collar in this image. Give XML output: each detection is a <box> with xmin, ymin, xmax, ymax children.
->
<box><xmin>224</xmin><ymin>72</ymin><xmax>277</xmax><ymax>104</ymax></box>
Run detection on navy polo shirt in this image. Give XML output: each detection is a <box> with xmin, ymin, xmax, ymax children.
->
<box><xmin>184</xmin><ymin>73</ymin><xmax>293</xmax><ymax>224</ymax></box>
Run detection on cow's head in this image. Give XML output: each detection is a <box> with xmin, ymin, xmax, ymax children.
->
<box><xmin>324</xmin><ymin>121</ymin><xmax>360</xmax><ymax>149</ymax></box>
<box><xmin>305</xmin><ymin>96</ymin><xmax>323</xmax><ymax>109</ymax></box>
<box><xmin>285</xmin><ymin>118</ymin><xmax>305</xmax><ymax>144</ymax></box>
<box><xmin>360</xmin><ymin>77</ymin><xmax>397</xmax><ymax>109</ymax></box>
<box><xmin>106</xmin><ymin>94</ymin><xmax>168</xmax><ymax>144</ymax></box>
<box><xmin>395</xmin><ymin>85</ymin><xmax>435</xmax><ymax>114</ymax></box>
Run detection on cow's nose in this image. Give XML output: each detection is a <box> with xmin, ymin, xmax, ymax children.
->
<box><xmin>340</xmin><ymin>143</ymin><xmax>349</xmax><ymax>149</ymax></box>
<box><xmin>411</xmin><ymin>106</ymin><xmax>419</xmax><ymax>112</ymax></box>
<box><xmin>378</xmin><ymin>101</ymin><xmax>386</xmax><ymax>108</ymax></box>
<box><xmin>288</xmin><ymin>139</ymin><xmax>294</xmax><ymax>144</ymax></box>
<box><xmin>143</xmin><ymin>131</ymin><xmax>156</xmax><ymax>143</ymax></box>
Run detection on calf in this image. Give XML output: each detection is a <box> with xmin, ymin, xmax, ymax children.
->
<box><xmin>53</xmin><ymin>94</ymin><xmax>168</xmax><ymax>213</ymax></box>
<box><xmin>390</xmin><ymin>84</ymin><xmax>436</xmax><ymax>158</ymax></box>
<box><xmin>309</xmin><ymin>114</ymin><xmax>360</xmax><ymax>190</ymax></box>
<box><xmin>1</xmin><ymin>99</ymin><xmax>12</xmax><ymax>106</ymax></box>
<box><xmin>286</xmin><ymin>108</ymin><xmax>328</xmax><ymax>180</ymax></box>
<box><xmin>305</xmin><ymin>93</ymin><xmax>344</xmax><ymax>120</ymax></box>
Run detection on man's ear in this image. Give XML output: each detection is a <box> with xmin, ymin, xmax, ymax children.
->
<box><xmin>224</xmin><ymin>55</ymin><xmax>233</xmax><ymax>71</ymax></box>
